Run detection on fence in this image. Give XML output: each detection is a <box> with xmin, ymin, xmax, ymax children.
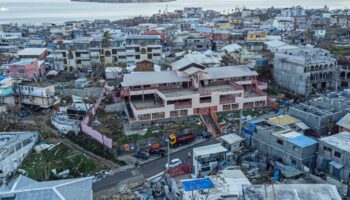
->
<box><xmin>80</xmin><ymin>86</ymin><xmax>113</xmax><ymax>149</ymax></box>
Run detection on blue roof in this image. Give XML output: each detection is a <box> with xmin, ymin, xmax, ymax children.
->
<box><xmin>288</xmin><ymin>135</ymin><xmax>318</xmax><ymax>148</ymax></box>
<box><xmin>11</xmin><ymin>59</ymin><xmax>34</xmax><ymax>65</ymax></box>
<box><xmin>182</xmin><ymin>178</ymin><xmax>214</xmax><ymax>192</ymax></box>
<box><xmin>0</xmin><ymin>76</ymin><xmax>5</xmax><ymax>81</ymax></box>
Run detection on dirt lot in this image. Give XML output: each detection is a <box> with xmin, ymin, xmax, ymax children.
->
<box><xmin>21</xmin><ymin>139</ymin><xmax>106</xmax><ymax>181</ymax></box>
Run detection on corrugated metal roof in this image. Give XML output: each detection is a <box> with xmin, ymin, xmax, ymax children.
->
<box><xmin>193</xmin><ymin>143</ymin><xmax>227</xmax><ymax>157</ymax></box>
<box><xmin>267</xmin><ymin>114</ymin><xmax>299</xmax><ymax>126</ymax></box>
<box><xmin>336</xmin><ymin>113</ymin><xmax>350</xmax><ymax>129</ymax></box>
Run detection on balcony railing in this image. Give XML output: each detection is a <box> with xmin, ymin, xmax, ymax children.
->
<box><xmin>121</xmin><ymin>89</ymin><xmax>130</xmax><ymax>96</ymax></box>
<box><xmin>174</xmin><ymin>102</ymin><xmax>192</xmax><ymax>109</ymax></box>
<box><xmin>219</xmin><ymin>98</ymin><xmax>235</xmax><ymax>104</ymax></box>
<box><xmin>200</xmin><ymin>99</ymin><xmax>211</xmax><ymax>104</ymax></box>
<box><xmin>133</xmin><ymin>103</ymin><xmax>165</xmax><ymax>110</ymax></box>
<box><xmin>243</xmin><ymin>103</ymin><xmax>255</xmax><ymax>109</ymax></box>
<box><xmin>130</xmin><ymin>85</ymin><xmax>179</xmax><ymax>92</ymax></box>
<box><xmin>152</xmin><ymin>113</ymin><xmax>165</xmax><ymax>119</ymax></box>
<box><xmin>139</xmin><ymin>116</ymin><xmax>152</xmax><ymax>121</ymax></box>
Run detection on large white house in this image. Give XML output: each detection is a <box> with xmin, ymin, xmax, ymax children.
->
<box><xmin>0</xmin><ymin>132</ymin><xmax>39</xmax><ymax>180</ymax></box>
<box><xmin>121</xmin><ymin>60</ymin><xmax>267</xmax><ymax>122</ymax></box>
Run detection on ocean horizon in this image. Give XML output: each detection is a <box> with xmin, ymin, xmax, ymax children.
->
<box><xmin>0</xmin><ymin>0</ymin><xmax>349</xmax><ymax>24</ymax></box>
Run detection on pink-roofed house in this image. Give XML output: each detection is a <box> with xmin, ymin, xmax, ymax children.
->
<box><xmin>5</xmin><ymin>59</ymin><xmax>42</xmax><ymax>79</ymax></box>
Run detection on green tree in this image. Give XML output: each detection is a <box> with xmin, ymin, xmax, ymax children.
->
<box><xmin>102</xmin><ymin>31</ymin><xmax>111</xmax><ymax>48</ymax></box>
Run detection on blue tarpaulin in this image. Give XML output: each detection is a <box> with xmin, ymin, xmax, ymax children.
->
<box><xmin>274</xmin><ymin>169</ymin><xmax>280</xmax><ymax>182</ymax></box>
<box><xmin>0</xmin><ymin>76</ymin><xmax>5</xmax><ymax>81</ymax></box>
<box><xmin>182</xmin><ymin>178</ymin><xmax>214</xmax><ymax>192</ymax></box>
<box><xmin>288</xmin><ymin>135</ymin><xmax>318</xmax><ymax>148</ymax></box>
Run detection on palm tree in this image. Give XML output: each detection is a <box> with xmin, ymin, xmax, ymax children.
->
<box><xmin>102</xmin><ymin>31</ymin><xmax>111</xmax><ymax>48</ymax></box>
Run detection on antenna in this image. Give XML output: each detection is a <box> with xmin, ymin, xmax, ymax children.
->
<box><xmin>165</xmin><ymin>4</ymin><xmax>168</xmax><ymax>15</ymax></box>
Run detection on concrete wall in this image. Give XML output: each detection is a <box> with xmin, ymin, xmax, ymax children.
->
<box><xmin>251</xmin><ymin>127</ymin><xmax>318</xmax><ymax>169</ymax></box>
<box><xmin>317</xmin><ymin>140</ymin><xmax>350</xmax><ymax>183</ymax></box>
<box><xmin>56</xmin><ymin>87</ymin><xmax>102</xmax><ymax>98</ymax></box>
<box><xmin>289</xmin><ymin>105</ymin><xmax>345</xmax><ymax>136</ymax></box>
<box><xmin>105</xmin><ymin>102</ymin><xmax>125</xmax><ymax>113</ymax></box>
<box><xmin>273</xmin><ymin>51</ymin><xmax>338</xmax><ymax>96</ymax></box>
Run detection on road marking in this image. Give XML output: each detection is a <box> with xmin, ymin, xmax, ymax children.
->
<box><xmin>146</xmin><ymin>171</ymin><xmax>165</xmax><ymax>181</ymax></box>
<box><xmin>131</xmin><ymin>169</ymin><xmax>141</xmax><ymax>176</ymax></box>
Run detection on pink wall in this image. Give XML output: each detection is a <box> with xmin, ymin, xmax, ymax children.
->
<box><xmin>81</xmin><ymin>87</ymin><xmax>113</xmax><ymax>149</ymax></box>
<box><xmin>6</xmin><ymin>59</ymin><xmax>39</xmax><ymax>79</ymax></box>
<box><xmin>81</xmin><ymin>123</ymin><xmax>113</xmax><ymax>149</ymax></box>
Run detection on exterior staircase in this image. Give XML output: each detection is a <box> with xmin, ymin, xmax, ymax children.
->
<box><xmin>200</xmin><ymin>110</ymin><xmax>221</xmax><ymax>137</ymax></box>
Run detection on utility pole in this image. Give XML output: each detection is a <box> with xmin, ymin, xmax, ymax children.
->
<box><xmin>165</xmin><ymin>136</ymin><xmax>170</xmax><ymax>170</ymax></box>
<box><xmin>239</xmin><ymin>109</ymin><xmax>243</xmax><ymax>136</ymax></box>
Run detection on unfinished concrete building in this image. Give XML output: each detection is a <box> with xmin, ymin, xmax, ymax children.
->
<box><xmin>243</xmin><ymin>184</ymin><xmax>342</xmax><ymax>200</ymax></box>
<box><xmin>244</xmin><ymin>116</ymin><xmax>318</xmax><ymax>170</ymax></box>
<box><xmin>289</xmin><ymin>91</ymin><xmax>350</xmax><ymax>137</ymax></box>
<box><xmin>317</xmin><ymin>132</ymin><xmax>350</xmax><ymax>184</ymax></box>
<box><xmin>273</xmin><ymin>47</ymin><xmax>338</xmax><ymax>96</ymax></box>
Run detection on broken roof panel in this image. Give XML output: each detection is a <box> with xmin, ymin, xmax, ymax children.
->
<box><xmin>267</xmin><ymin>114</ymin><xmax>299</xmax><ymax>126</ymax></box>
<box><xmin>193</xmin><ymin>143</ymin><xmax>228</xmax><ymax>157</ymax></box>
<box><xmin>320</xmin><ymin>131</ymin><xmax>350</xmax><ymax>152</ymax></box>
<box><xmin>243</xmin><ymin>184</ymin><xmax>342</xmax><ymax>200</ymax></box>
<box><xmin>219</xmin><ymin>133</ymin><xmax>244</xmax><ymax>145</ymax></box>
<box><xmin>336</xmin><ymin>113</ymin><xmax>350</xmax><ymax>130</ymax></box>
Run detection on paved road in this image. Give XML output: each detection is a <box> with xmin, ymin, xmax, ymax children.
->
<box><xmin>92</xmin><ymin>139</ymin><xmax>218</xmax><ymax>192</ymax></box>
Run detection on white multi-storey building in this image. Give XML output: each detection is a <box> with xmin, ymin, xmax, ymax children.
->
<box><xmin>15</xmin><ymin>82</ymin><xmax>55</xmax><ymax>108</ymax></box>
<box><xmin>0</xmin><ymin>32</ymin><xmax>22</xmax><ymax>40</ymax></box>
<box><xmin>0</xmin><ymin>131</ymin><xmax>39</xmax><ymax>180</ymax></box>
<box><xmin>50</xmin><ymin>35</ymin><xmax>162</xmax><ymax>70</ymax></box>
<box><xmin>273</xmin><ymin>17</ymin><xmax>295</xmax><ymax>32</ymax></box>
<box><xmin>273</xmin><ymin>47</ymin><xmax>338</xmax><ymax>96</ymax></box>
<box><xmin>281</xmin><ymin>6</ymin><xmax>305</xmax><ymax>17</ymax></box>
<box><xmin>121</xmin><ymin>60</ymin><xmax>267</xmax><ymax>122</ymax></box>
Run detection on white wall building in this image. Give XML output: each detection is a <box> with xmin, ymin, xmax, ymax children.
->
<box><xmin>16</xmin><ymin>83</ymin><xmax>55</xmax><ymax>108</ymax></box>
<box><xmin>281</xmin><ymin>6</ymin><xmax>305</xmax><ymax>17</ymax></box>
<box><xmin>0</xmin><ymin>132</ymin><xmax>39</xmax><ymax>180</ymax></box>
<box><xmin>193</xmin><ymin>143</ymin><xmax>228</xmax><ymax>178</ymax></box>
<box><xmin>273</xmin><ymin>17</ymin><xmax>295</xmax><ymax>32</ymax></box>
<box><xmin>0</xmin><ymin>32</ymin><xmax>22</xmax><ymax>40</ymax></box>
<box><xmin>121</xmin><ymin>62</ymin><xmax>268</xmax><ymax>122</ymax></box>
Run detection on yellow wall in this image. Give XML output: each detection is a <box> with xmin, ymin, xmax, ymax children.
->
<box><xmin>246</xmin><ymin>32</ymin><xmax>267</xmax><ymax>41</ymax></box>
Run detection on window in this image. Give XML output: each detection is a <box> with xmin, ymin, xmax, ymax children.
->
<box><xmin>223</xmin><ymin>104</ymin><xmax>230</xmax><ymax>111</ymax></box>
<box><xmin>180</xmin><ymin>110</ymin><xmax>188</xmax><ymax>116</ymax></box>
<box><xmin>170</xmin><ymin>111</ymin><xmax>178</xmax><ymax>117</ymax></box>
<box><xmin>323</xmin><ymin>146</ymin><xmax>332</xmax><ymax>154</ymax></box>
<box><xmin>277</xmin><ymin>139</ymin><xmax>284</xmax><ymax>145</ymax></box>
<box><xmin>293</xmin><ymin>145</ymin><xmax>299</xmax><ymax>152</ymax></box>
<box><xmin>334</xmin><ymin>151</ymin><xmax>341</xmax><ymax>158</ymax></box>
<box><xmin>18</xmin><ymin>69</ymin><xmax>25</xmax><ymax>74</ymax></box>
<box><xmin>200</xmin><ymin>96</ymin><xmax>211</xmax><ymax>103</ymax></box>
<box><xmin>291</xmin><ymin>158</ymin><xmax>296</xmax><ymax>165</ymax></box>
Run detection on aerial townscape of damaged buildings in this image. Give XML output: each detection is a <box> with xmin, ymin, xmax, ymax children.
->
<box><xmin>0</xmin><ymin>5</ymin><xmax>350</xmax><ymax>200</ymax></box>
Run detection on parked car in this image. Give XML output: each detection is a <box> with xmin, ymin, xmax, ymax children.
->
<box><xmin>134</xmin><ymin>151</ymin><xmax>150</xmax><ymax>160</ymax></box>
<box><xmin>202</xmin><ymin>131</ymin><xmax>211</xmax><ymax>139</ymax></box>
<box><xmin>19</xmin><ymin>109</ymin><xmax>30</xmax><ymax>118</ymax></box>
<box><xmin>149</xmin><ymin>148</ymin><xmax>166</xmax><ymax>157</ymax></box>
<box><xmin>165</xmin><ymin>158</ymin><xmax>182</xmax><ymax>169</ymax></box>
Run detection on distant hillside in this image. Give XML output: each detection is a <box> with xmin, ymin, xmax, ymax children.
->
<box><xmin>71</xmin><ymin>0</ymin><xmax>174</xmax><ymax>3</ymax></box>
